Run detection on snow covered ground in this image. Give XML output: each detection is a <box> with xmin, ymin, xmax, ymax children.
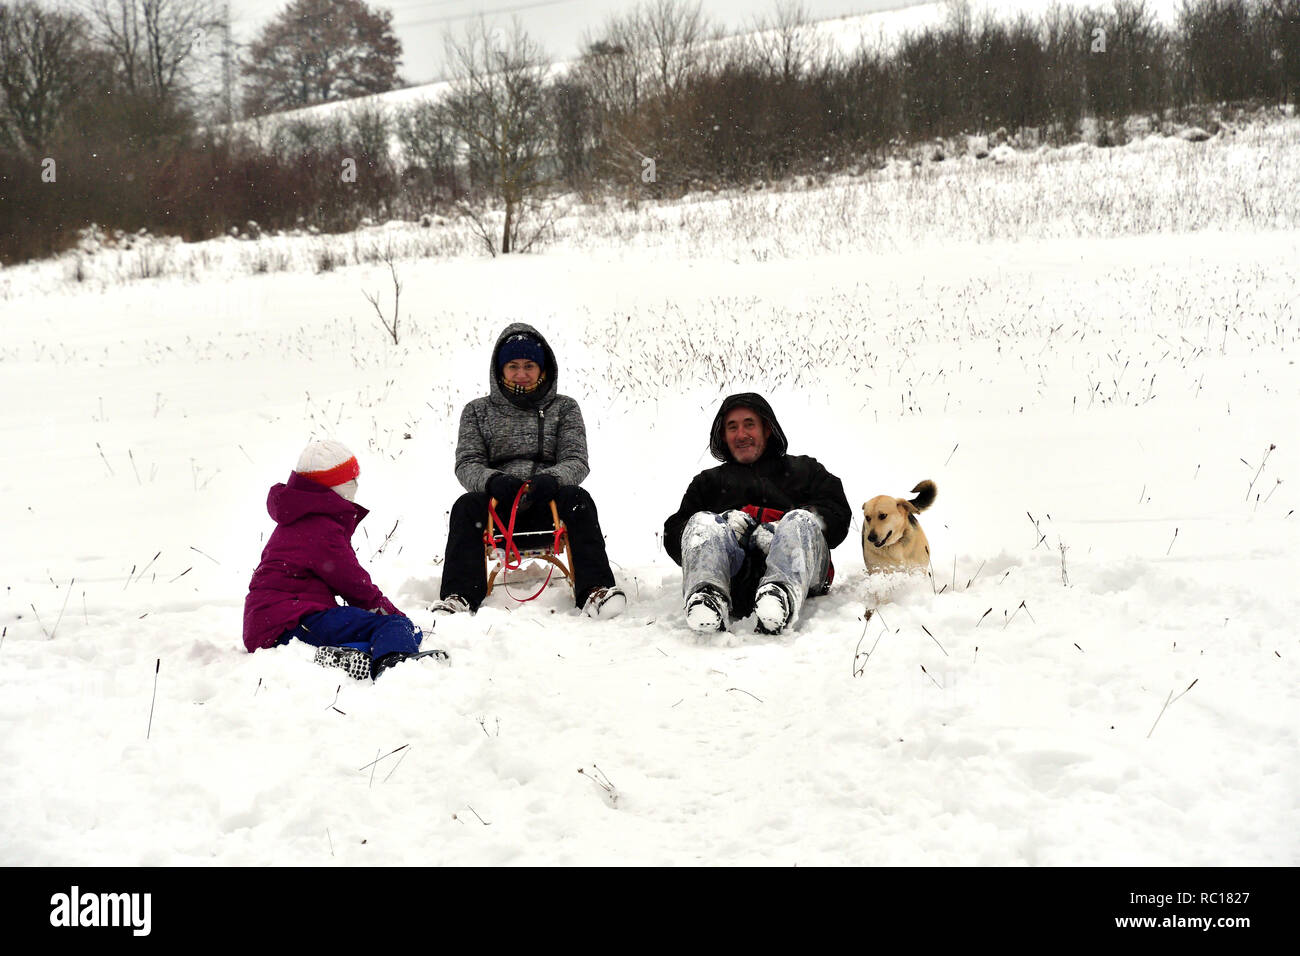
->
<box><xmin>1</xmin><ymin>119</ymin><xmax>1296</xmax><ymax>867</ymax></box>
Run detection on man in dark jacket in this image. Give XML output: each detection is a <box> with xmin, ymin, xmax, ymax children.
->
<box><xmin>434</xmin><ymin>323</ymin><xmax>625</xmax><ymax>618</ymax></box>
<box><xmin>663</xmin><ymin>393</ymin><xmax>851</xmax><ymax>634</ymax></box>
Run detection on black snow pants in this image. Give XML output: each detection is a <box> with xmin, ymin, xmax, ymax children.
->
<box><xmin>439</xmin><ymin>486</ymin><xmax>615</xmax><ymax>610</ymax></box>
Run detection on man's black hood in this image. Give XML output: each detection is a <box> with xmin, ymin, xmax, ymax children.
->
<box><xmin>708</xmin><ymin>392</ymin><xmax>789</xmax><ymax>463</ymax></box>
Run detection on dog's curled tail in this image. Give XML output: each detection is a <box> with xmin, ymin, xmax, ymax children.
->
<box><xmin>910</xmin><ymin>480</ymin><xmax>937</xmax><ymax>512</ymax></box>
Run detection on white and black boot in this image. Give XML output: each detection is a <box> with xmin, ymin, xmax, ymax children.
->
<box><xmin>754</xmin><ymin>582</ymin><xmax>793</xmax><ymax>635</ymax></box>
<box><xmin>431</xmin><ymin>594</ymin><xmax>471</xmax><ymax>615</ymax></box>
<box><xmin>583</xmin><ymin>586</ymin><xmax>627</xmax><ymax>619</ymax></box>
<box><xmin>685</xmin><ymin>585</ymin><xmax>728</xmax><ymax>632</ymax></box>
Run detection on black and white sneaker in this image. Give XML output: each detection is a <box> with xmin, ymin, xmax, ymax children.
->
<box><xmin>370</xmin><ymin>652</ymin><xmax>407</xmax><ymax>679</ymax></box>
<box><xmin>431</xmin><ymin>594</ymin><xmax>471</xmax><ymax>615</ymax></box>
<box><xmin>583</xmin><ymin>586</ymin><xmax>627</xmax><ymax>619</ymax></box>
<box><xmin>685</xmin><ymin>585</ymin><xmax>728</xmax><ymax>632</ymax></box>
<box><xmin>373</xmin><ymin>648</ymin><xmax>451</xmax><ymax>679</ymax></box>
<box><xmin>314</xmin><ymin>646</ymin><xmax>373</xmax><ymax>681</ymax></box>
<box><xmin>754</xmin><ymin>583</ymin><xmax>793</xmax><ymax>635</ymax></box>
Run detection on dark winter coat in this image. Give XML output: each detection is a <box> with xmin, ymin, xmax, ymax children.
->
<box><xmin>454</xmin><ymin>322</ymin><xmax>590</xmax><ymax>493</ymax></box>
<box><xmin>663</xmin><ymin>393</ymin><xmax>852</xmax><ymax>565</ymax></box>
<box><xmin>242</xmin><ymin>472</ymin><xmax>402</xmax><ymax>652</ymax></box>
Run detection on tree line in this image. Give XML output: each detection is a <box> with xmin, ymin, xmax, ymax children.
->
<box><xmin>2</xmin><ymin>0</ymin><xmax>1298</xmax><ymax>263</ymax></box>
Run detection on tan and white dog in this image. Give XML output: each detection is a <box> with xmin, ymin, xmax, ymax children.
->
<box><xmin>861</xmin><ymin>480</ymin><xmax>937</xmax><ymax>573</ymax></box>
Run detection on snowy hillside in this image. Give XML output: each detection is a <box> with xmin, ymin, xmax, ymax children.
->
<box><xmin>247</xmin><ymin>0</ymin><xmax>1189</xmax><ymax>131</ymax></box>
<box><xmin>0</xmin><ymin>115</ymin><xmax>1297</xmax><ymax>867</ymax></box>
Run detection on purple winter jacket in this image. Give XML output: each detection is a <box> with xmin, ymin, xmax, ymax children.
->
<box><xmin>242</xmin><ymin>472</ymin><xmax>403</xmax><ymax>652</ymax></box>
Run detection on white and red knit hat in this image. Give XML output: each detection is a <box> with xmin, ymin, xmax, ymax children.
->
<box><xmin>295</xmin><ymin>440</ymin><xmax>360</xmax><ymax>489</ymax></box>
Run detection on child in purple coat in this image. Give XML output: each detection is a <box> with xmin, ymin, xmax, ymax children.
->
<box><xmin>243</xmin><ymin>440</ymin><xmax>432</xmax><ymax>680</ymax></box>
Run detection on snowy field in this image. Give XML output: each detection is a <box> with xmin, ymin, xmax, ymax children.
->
<box><xmin>1</xmin><ymin>120</ymin><xmax>1297</xmax><ymax>867</ymax></box>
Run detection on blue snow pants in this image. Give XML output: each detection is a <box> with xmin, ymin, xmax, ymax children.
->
<box><xmin>280</xmin><ymin>606</ymin><xmax>422</xmax><ymax>660</ymax></box>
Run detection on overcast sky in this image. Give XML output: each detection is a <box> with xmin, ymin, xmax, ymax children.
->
<box><xmin>231</xmin><ymin>0</ymin><xmax>927</xmax><ymax>86</ymax></box>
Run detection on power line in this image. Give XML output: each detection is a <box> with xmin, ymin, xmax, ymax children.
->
<box><xmin>396</xmin><ymin>0</ymin><xmax>583</xmax><ymax>30</ymax></box>
<box><xmin>386</xmin><ymin>0</ymin><xmax>481</xmax><ymax>11</ymax></box>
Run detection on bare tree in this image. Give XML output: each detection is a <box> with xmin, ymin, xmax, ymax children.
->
<box><xmin>577</xmin><ymin>22</ymin><xmax>648</xmax><ymax>118</ymax></box>
<box><xmin>575</xmin><ymin>0</ymin><xmax>713</xmax><ymax>116</ymax></box>
<box><xmin>640</xmin><ymin>0</ymin><xmax>710</xmax><ymax>99</ymax></box>
<box><xmin>1266</xmin><ymin>0</ymin><xmax>1300</xmax><ymax>104</ymax></box>
<box><xmin>0</xmin><ymin>1</ymin><xmax>92</xmax><ymax>151</ymax></box>
<box><xmin>81</xmin><ymin>0</ymin><xmax>219</xmax><ymax>103</ymax></box>
<box><xmin>1041</xmin><ymin>2</ymin><xmax>1084</xmax><ymax>141</ymax></box>
<box><xmin>396</xmin><ymin>99</ymin><xmax>459</xmax><ymax>202</ymax></box>
<box><xmin>362</xmin><ymin>249</ymin><xmax>402</xmax><ymax>344</ymax></box>
<box><xmin>1091</xmin><ymin>0</ymin><xmax>1167</xmax><ymax>119</ymax></box>
<box><xmin>548</xmin><ymin>79</ymin><xmax>596</xmax><ymax>189</ymax></box>
<box><xmin>750</xmin><ymin>0</ymin><xmax>824</xmax><ymax>82</ymax></box>
<box><xmin>570</xmin><ymin>33</ymin><xmax>642</xmax><ymax>193</ymax></box>
<box><xmin>945</xmin><ymin>0</ymin><xmax>974</xmax><ymax>38</ymax></box>
<box><xmin>442</xmin><ymin>18</ymin><xmax>553</xmax><ymax>254</ymax></box>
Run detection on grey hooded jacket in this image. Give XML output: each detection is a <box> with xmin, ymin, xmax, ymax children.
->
<box><xmin>454</xmin><ymin>323</ymin><xmax>591</xmax><ymax>493</ymax></box>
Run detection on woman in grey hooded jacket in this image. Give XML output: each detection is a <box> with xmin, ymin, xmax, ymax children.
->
<box><xmin>433</xmin><ymin>323</ymin><xmax>625</xmax><ymax>618</ymax></box>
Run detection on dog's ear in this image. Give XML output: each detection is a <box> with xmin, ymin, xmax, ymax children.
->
<box><xmin>899</xmin><ymin>499</ymin><xmax>921</xmax><ymax>527</ymax></box>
